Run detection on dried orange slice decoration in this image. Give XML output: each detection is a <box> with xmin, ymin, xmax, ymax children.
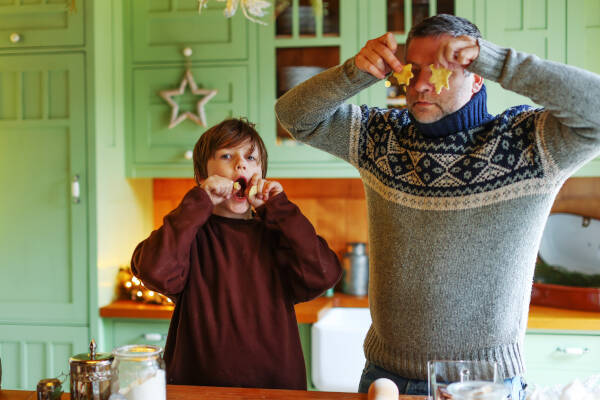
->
<box><xmin>429</xmin><ymin>64</ymin><xmax>453</xmax><ymax>94</ymax></box>
<box><xmin>392</xmin><ymin>64</ymin><xmax>413</xmax><ymax>86</ymax></box>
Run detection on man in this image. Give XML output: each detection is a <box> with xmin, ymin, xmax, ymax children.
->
<box><xmin>275</xmin><ymin>14</ymin><xmax>600</xmax><ymax>399</ymax></box>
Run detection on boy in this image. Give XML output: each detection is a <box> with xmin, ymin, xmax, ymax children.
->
<box><xmin>131</xmin><ymin>118</ymin><xmax>341</xmax><ymax>390</ymax></box>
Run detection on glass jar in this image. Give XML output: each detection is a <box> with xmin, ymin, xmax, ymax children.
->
<box><xmin>108</xmin><ymin>345</ymin><xmax>166</xmax><ymax>400</ymax></box>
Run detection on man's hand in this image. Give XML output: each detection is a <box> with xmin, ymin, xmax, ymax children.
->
<box><xmin>200</xmin><ymin>175</ymin><xmax>235</xmax><ymax>206</ymax></box>
<box><xmin>355</xmin><ymin>32</ymin><xmax>404</xmax><ymax>80</ymax></box>
<box><xmin>436</xmin><ymin>35</ymin><xmax>480</xmax><ymax>70</ymax></box>
<box><xmin>246</xmin><ymin>173</ymin><xmax>283</xmax><ymax>209</ymax></box>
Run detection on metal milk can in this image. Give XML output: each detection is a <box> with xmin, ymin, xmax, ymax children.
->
<box><xmin>341</xmin><ymin>242</ymin><xmax>369</xmax><ymax>296</ymax></box>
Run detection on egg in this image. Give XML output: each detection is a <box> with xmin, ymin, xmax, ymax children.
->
<box><xmin>367</xmin><ymin>378</ymin><xmax>399</xmax><ymax>400</ymax></box>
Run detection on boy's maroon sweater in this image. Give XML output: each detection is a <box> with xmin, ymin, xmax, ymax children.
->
<box><xmin>131</xmin><ymin>187</ymin><xmax>342</xmax><ymax>390</ymax></box>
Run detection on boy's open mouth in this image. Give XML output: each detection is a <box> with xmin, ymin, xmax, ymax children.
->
<box><xmin>234</xmin><ymin>177</ymin><xmax>247</xmax><ymax>198</ymax></box>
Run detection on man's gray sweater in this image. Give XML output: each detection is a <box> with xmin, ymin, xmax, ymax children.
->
<box><xmin>274</xmin><ymin>39</ymin><xmax>600</xmax><ymax>380</ymax></box>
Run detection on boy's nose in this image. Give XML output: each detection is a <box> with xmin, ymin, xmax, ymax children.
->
<box><xmin>235</xmin><ymin>157</ymin><xmax>247</xmax><ymax>170</ymax></box>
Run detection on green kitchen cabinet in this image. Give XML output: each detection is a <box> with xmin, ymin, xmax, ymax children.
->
<box><xmin>102</xmin><ymin>318</ymin><xmax>170</xmax><ymax>351</ymax></box>
<box><xmin>128</xmin><ymin>64</ymin><xmax>251</xmax><ymax>177</ymax></box>
<box><xmin>0</xmin><ymin>53</ymin><xmax>89</xmax><ymax>325</ymax></box>
<box><xmin>524</xmin><ymin>330</ymin><xmax>600</xmax><ymax>386</ymax></box>
<box><xmin>0</xmin><ymin>324</ymin><xmax>89</xmax><ymax>390</ymax></box>
<box><xmin>0</xmin><ymin>0</ymin><xmax>85</xmax><ymax>49</ymax></box>
<box><xmin>123</xmin><ymin>0</ymin><xmax>259</xmax><ymax>178</ymax></box>
<box><xmin>127</xmin><ymin>0</ymin><xmax>248</xmax><ymax>63</ymax></box>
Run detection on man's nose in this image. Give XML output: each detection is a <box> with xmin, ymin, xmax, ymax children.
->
<box><xmin>412</xmin><ymin>69</ymin><xmax>433</xmax><ymax>93</ymax></box>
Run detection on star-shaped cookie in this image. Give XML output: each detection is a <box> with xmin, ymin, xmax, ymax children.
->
<box><xmin>159</xmin><ymin>69</ymin><xmax>218</xmax><ymax>129</ymax></box>
<box><xmin>429</xmin><ymin>64</ymin><xmax>453</xmax><ymax>94</ymax></box>
<box><xmin>393</xmin><ymin>63</ymin><xmax>413</xmax><ymax>86</ymax></box>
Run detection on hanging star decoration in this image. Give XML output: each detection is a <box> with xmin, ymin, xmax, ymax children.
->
<box><xmin>429</xmin><ymin>64</ymin><xmax>453</xmax><ymax>94</ymax></box>
<box><xmin>393</xmin><ymin>63</ymin><xmax>413</xmax><ymax>86</ymax></box>
<box><xmin>160</xmin><ymin>69</ymin><xmax>218</xmax><ymax>129</ymax></box>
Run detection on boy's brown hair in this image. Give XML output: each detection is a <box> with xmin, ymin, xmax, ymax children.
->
<box><xmin>193</xmin><ymin>118</ymin><xmax>268</xmax><ymax>184</ymax></box>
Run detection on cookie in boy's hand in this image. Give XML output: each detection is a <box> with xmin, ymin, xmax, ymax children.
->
<box><xmin>392</xmin><ymin>64</ymin><xmax>413</xmax><ymax>86</ymax></box>
<box><xmin>248</xmin><ymin>185</ymin><xmax>258</xmax><ymax>199</ymax></box>
<box><xmin>233</xmin><ymin>182</ymin><xmax>241</xmax><ymax>191</ymax></box>
<box><xmin>429</xmin><ymin>64</ymin><xmax>452</xmax><ymax>94</ymax></box>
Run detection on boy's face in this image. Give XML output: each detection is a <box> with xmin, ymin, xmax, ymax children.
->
<box><xmin>205</xmin><ymin>140</ymin><xmax>262</xmax><ymax>218</ymax></box>
<box><xmin>405</xmin><ymin>34</ymin><xmax>482</xmax><ymax>123</ymax></box>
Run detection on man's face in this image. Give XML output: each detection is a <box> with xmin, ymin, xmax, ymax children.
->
<box><xmin>405</xmin><ymin>34</ymin><xmax>481</xmax><ymax>124</ymax></box>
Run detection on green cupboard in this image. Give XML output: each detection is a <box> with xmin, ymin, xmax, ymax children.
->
<box><xmin>0</xmin><ymin>0</ymin><xmax>94</xmax><ymax>391</ymax></box>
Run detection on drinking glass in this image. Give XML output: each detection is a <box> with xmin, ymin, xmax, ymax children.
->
<box><xmin>427</xmin><ymin>360</ymin><xmax>507</xmax><ymax>399</ymax></box>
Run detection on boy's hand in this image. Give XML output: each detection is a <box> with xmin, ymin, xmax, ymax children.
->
<box><xmin>200</xmin><ymin>175</ymin><xmax>235</xmax><ymax>206</ymax></box>
<box><xmin>435</xmin><ymin>35</ymin><xmax>479</xmax><ymax>70</ymax></box>
<box><xmin>355</xmin><ymin>32</ymin><xmax>404</xmax><ymax>80</ymax></box>
<box><xmin>246</xmin><ymin>173</ymin><xmax>283</xmax><ymax>208</ymax></box>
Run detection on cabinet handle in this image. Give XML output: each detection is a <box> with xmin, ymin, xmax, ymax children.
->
<box><xmin>184</xmin><ymin>150</ymin><xmax>193</xmax><ymax>160</ymax></box>
<box><xmin>143</xmin><ymin>333</ymin><xmax>166</xmax><ymax>341</ymax></box>
<box><xmin>555</xmin><ymin>346</ymin><xmax>589</xmax><ymax>356</ymax></box>
<box><xmin>72</xmin><ymin>175</ymin><xmax>81</xmax><ymax>204</ymax></box>
<box><xmin>9</xmin><ymin>33</ymin><xmax>21</xmax><ymax>43</ymax></box>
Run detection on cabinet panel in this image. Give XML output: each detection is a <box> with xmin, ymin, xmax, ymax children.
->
<box><xmin>129</xmin><ymin>65</ymin><xmax>249</xmax><ymax>176</ymax></box>
<box><xmin>0</xmin><ymin>0</ymin><xmax>84</xmax><ymax>48</ymax></box>
<box><xmin>128</xmin><ymin>0</ymin><xmax>248</xmax><ymax>63</ymax></box>
<box><xmin>0</xmin><ymin>53</ymin><xmax>88</xmax><ymax>324</ymax></box>
<box><xmin>524</xmin><ymin>332</ymin><xmax>600</xmax><ymax>386</ymax></box>
<box><xmin>0</xmin><ymin>324</ymin><xmax>89</xmax><ymax>390</ymax></box>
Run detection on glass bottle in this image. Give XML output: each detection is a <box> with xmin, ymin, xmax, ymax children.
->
<box><xmin>108</xmin><ymin>345</ymin><xmax>166</xmax><ymax>400</ymax></box>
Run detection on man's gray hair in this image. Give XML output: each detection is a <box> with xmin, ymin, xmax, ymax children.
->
<box><xmin>406</xmin><ymin>14</ymin><xmax>482</xmax><ymax>47</ymax></box>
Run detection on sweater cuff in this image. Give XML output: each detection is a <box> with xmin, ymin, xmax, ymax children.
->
<box><xmin>468</xmin><ymin>39</ymin><xmax>510</xmax><ymax>83</ymax></box>
<box><xmin>255</xmin><ymin>192</ymin><xmax>290</xmax><ymax>220</ymax></box>
<box><xmin>343</xmin><ymin>57</ymin><xmax>381</xmax><ymax>87</ymax></box>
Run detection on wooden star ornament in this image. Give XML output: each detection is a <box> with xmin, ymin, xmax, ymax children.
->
<box><xmin>429</xmin><ymin>64</ymin><xmax>453</xmax><ymax>94</ymax></box>
<box><xmin>160</xmin><ymin>69</ymin><xmax>218</xmax><ymax>129</ymax></box>
<box><xmin>393</xmin><ymin>64</ymin><xmax>413</xmax><ymax>86</ymax></box>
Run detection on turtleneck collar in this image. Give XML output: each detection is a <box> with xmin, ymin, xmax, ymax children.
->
<box><xmin>410</xmin><ymin>84</ymin><xmax>494</xmax><ymax>138</ymax></box>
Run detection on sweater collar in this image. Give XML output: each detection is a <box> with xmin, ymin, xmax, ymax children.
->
<box><xmin>410</xmin><ymin>84</ymin><xmax>494</xmax><ymax>138</ymax></box>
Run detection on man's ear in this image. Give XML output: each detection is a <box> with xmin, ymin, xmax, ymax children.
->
<box><xmin>472</xmin><ymin>74</ymin><xmax>483</xmax><ymax>94</ymax></box>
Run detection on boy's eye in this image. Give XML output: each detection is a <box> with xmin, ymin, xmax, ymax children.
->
<box><xmin>220</xmin><ymin>154</ymin><xmax>231</xmax><ymax>160</ymax></box>
<box><xmin>247</xmin><ymin>155</ymin><xmax>256</xmax><ymax>161</ymax></box>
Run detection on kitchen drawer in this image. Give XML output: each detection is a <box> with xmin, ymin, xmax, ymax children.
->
<box><xmin>128</xmin><ymin>64</ymin><xmax>249</xmax><ymax>177</ymax></box>
<box><xmin>0</xmin><ymin>0</ymin><xmax>84</xmax><ymax>49</ymax></box>
<box><xmin>524</xmin><ymin>332</ymin><xmax>600</xmax><ymax>386</ymax></box>
<box><xmin>127</xmin><ymin>0</ymin><xmax>248</xmax><ymax>63</ymax></box>
<box><xmin>106</xmin><ymin>319</ymin><xmax>171</xmax><ymax>351</ymax></box>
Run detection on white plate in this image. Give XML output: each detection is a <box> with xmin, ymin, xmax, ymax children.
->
<box><xmin>538</xmin><ymin>213</ymin><xmax>600</xmax><ymax>275</ymax></box>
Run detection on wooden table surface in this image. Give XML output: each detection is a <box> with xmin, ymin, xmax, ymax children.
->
<box><xmin>0</xmin><ymin>385</ymin><xmax>426</xmax><ymax>399</ymax></box>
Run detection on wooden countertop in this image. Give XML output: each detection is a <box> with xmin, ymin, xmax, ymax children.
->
<box><xmin>0</xmin><ymin>385</ymin><xmax>425</xmax><ymax>399</ymax></box>
<box><xmin>100</xmin><ymin>294</ymin><xmax>600</xmax><ymax>331</ymax></box>
<box><xmin>100</xmin><ymin>293</ymin><xmax>369</xmax><ymax>324</ymax></box>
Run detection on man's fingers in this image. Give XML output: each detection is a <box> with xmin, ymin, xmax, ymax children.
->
<box><xmin>372</xmin><ymin>39</ymin><xmax>403</xmax><ymax>72</ymax></box>
<box><xmin>356</xmin><ymin>54</ymin><xmax>386</xmax><ymax>79</ymax></box>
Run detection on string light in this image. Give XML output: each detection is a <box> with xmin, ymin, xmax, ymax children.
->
<box><xmin>116</xmin><ymin>267</ymin><xmax>173</xmax><ymax>306</ymax></box>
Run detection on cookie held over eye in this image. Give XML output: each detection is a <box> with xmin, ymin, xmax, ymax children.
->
<box><xmin>392</xmin><ymin>64</ymin><xmax>413</xmax><ymax>86</ymax></box>
<box><xmin>429</xmin><ymin>64</ymin><xmax>453</xmax><ymax>94</ymax></box>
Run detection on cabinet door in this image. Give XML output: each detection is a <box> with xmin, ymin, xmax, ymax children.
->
<box><xmin>0</xmin><ymin>53</ymin><xmax>88</xmax><ymax>324</ymax></box>
<box><xmin>127</xmin><ymin>0</ymin><xmax>248</xmax><ymax>63</ymax></box>
<box><xmin>524</xmin><ymin>332</ymin><xmax>600</xmax><ymax>387</ymax></box>
<box><xmin>0</xmin><ymin>0</ymin><xmax>84</xmax><ymax>48</ymax></box>
<box><xmin>128</xmin><ymin>65</ymin><xmax>249</xmax><ymax>177</ymax></box>
<box><xmin>0</xmin><ymin>324</ymin><xmax>89</xmax><ymax>390</ymax></box>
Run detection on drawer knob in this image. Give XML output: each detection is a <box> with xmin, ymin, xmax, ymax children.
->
<box><xmin>9</xmin><ymin>33</ymin><xmax>21</xmax><ymax>43</ymax></box>
<box><xmin>184</xmin><ymin>150</ymin><xmax>193</xmax><ymax>160</ymax></box>
<box><xmin>555</xmin><ymin>346</ymin><xmax>589</xmax><ymax>356</ymax></box>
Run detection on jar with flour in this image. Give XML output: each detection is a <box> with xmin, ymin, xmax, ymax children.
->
<box><xmin>108</xmin><ymin>345</ymin><xmax>166</xmax><ymax>400</ymax></box>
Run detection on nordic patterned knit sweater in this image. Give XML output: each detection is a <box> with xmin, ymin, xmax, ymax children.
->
<box><xmin>131</xmin><ymin>189</ymin><xmax>341</xmax><ymax>389</ymax></box>
<box><xmin>275</xmin><ymin>39</ymin><xmax>600</xmax><ymax>380</ymax></box>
